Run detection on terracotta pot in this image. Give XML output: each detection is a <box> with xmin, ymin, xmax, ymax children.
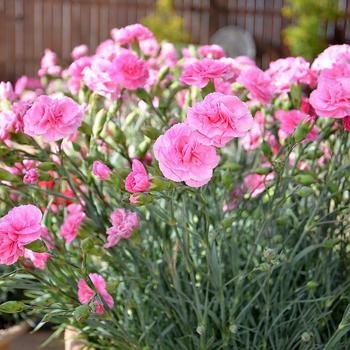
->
<box><xmin>65</xmin><ymin>326</ymin><xmax>94</xmax><ymax>350</ymax></box>
<box><xmin>0</xmin><ymin>321</ymin><xmax>29</xmax><ymax>350</ymax></box>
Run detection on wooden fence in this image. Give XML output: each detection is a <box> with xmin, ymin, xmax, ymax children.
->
<box><xmin>0</xmin><ymin>0</ymin><xmax>350</xmax><ymax>81</ymax></box>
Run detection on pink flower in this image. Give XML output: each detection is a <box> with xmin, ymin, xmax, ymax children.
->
<box><xmin>95</xmin><ymin>39</ymin><xmax>118</xmax><ymax>61</ymax></box>
<box><xmin>186</xmin><ymin>92</ymin><xmax>253</xmax><ymax>147</ymax></box>
<box><xmin>153</xmin><ymin>123</ymin><xmax>220</xmax><ymax>187</ymax></box>
<box><xmin>0</xmin><ymin>81</ymin><xmax>14</xmax><ymax>101</ymax></box>
<box><xmin>244</xmin><ymin>172</ymin><xmax>274</xmax><ymax>198</ymax></box>
<box><xmin>11</xmin><ymin>101</ymin><xmax>32</xmax><ymax>132</ymax></box>
<box><xmin>23</xmin><ymin>95</ymin><xmax>83</xmax><ymax>142</ymax></box>
<box><xmin>241</xmin><ymin>111</ymin><xmax>265</xmax><ymax>151</ymax></box>
<box><xmin>38</xmin><ymin>49</ymin><xmax>61</xmax><ymax>77</ymax></box>
<box><xmin>140</xmin><ymin>38</ymin><xmax>159</xmax><ymax>56</ymax></box>
<box><xmin>266</xmin><ymin>57</ymin><xmax>315</xmax><ymax>93</ymax></box>
<box><xmin>309</xmin><ymin>80</ymin><xmax>350</xmax><ymax>118</ymax></box>
<box><xmin>104</xmin><ymin>209</ymin><xmax>139</xmax><ymax>248</ymax></box>
<box><xmin>111</xmin><ymin>52</ymin><xmax>149</xmax><ymax>90</ymax></box>
<box><xmin>111</xmin><ymin>24</ymin><xmax>153</xmax><ymax>45</ymax></box>
<box><xmin>92</xmin><ymin>161</ymin><xmax>111</xmax><ymax>181</ymax></box>
<box><xmin>41</xmin><ymin>227</ymin><xmax>55</xmax><ymax>250</ymax></box>
<box><xmin>180</xmin><ymin>59</ymin><xmax>228</xmax><ymax>88</ymax></box>
<box><xmin>14</xmin><ymin>76</ymin><xmax>42</xmax><ymax>95</ymax></box>
<box><xmin>24</xmin><ymin>249</ymin><xmax>50</xmax><ymax>269</ymax></box>
<box><xmin>198</xmin><ymin>45</ymin><xmax>225</xmax><ymax>59</ymax></box>
<box><xmin>159</xmin><ymin>43</ymin><xmax>177</xmax><ymax>68</ymax></box>
<box><xmin>83</xmin><ymin>57</ymin><xmax>120</xmax><ymax>99</ymax></box>
<box><xmin>67</xmin><ymin>56</ymin><xmax>92</xmax><ymax>94</ymax></box>
<box><xmin>0</xmin><ymin>111</ymin><xmax>17</xmax><ymax>140</ymax></box>
<box><xmin>125</xmin><ymin>159</ymin><xmax>151</xmax><ymax>193</ymax></box>
<box><xmin>0</xmin><ymin>205</ymin><xmax>44</xmax><ymax>265</ymax></box>
<box><xmin>71</xmin><ymin>44</ymin><xmax>89</xmax><ymax>60</ymax></box>
<box><xmin>78</xmin><ymin>273</ymin><xmax>114</xmax><ymax>314</ymax></box>
<box><xmin>312</xmin><ymin>44</ymin><xmax>350</xmax><ymax>71</ymax></box>
<box><xmin>275</xmin><ymin>109</ymin><xmax>318</xmax><ymax>142</ymax></box>
<box><xmin>23</xmin><ymin>168</ymin><xmax>39</xmax><ymax>184</ymax></box>
<box><xmin>237</xmin><ymin>67</ymin><xmax>274</xmax><ymax>104</ymax></box>
<box><xmin>60</xmin><ymin>204</ymin><xmax>85</xmax><ymax>244</ymax></box>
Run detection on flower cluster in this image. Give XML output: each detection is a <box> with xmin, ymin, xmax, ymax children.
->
<box><xmin>0</xmin><ymin>23</ymin><xmax>350</xmax><ymax>349</ymax></box>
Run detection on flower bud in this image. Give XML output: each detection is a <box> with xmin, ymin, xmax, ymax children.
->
<box><xmin>293</xmin><ymin>121</ymin><xmax>313</xmax><ymax>143</ymax></box>
<box><xmin>0</xmin><ymin>301</ymin><xmax>26</xmax><ymax>313</ymax></box>
<box><xmin>73</xmin><ymin>304</ymin><xmax>90</xmax><ymax>322</ymax></box>
<box><xmin>92</xmin><ymin>109</ymin><xmax>107</xmax><ymax>137</ymax></box>
<box><xmin>295</xmin><ymin>173</ymin><xmax>317</xmax><ymax>186</ymax></box>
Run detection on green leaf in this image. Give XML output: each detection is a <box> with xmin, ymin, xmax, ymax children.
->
<box><xmin>25</xmin><ymin>240</ymin><xmax>47</xmax><ymax>253</ymax></box>
<box><xmin>0</xmin><ymin>301</ymin><xmax>26</xmax><ymax>313</ymax></box>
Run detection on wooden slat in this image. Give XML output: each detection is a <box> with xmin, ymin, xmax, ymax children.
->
<box><xmin>0</xmin><ymin>0</ymin><xmax>349</xmax><ymax>81</ymax></box>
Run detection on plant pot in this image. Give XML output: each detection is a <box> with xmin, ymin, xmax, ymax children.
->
<box><xmin>65</xmin><ymin>326</ymin><xmax>93</xmax><ymax>350</ymax></box>
<box><xmin>0</xmin><ymin>321</ymin><xmax>29</xmax><ymax>350</ymax></box>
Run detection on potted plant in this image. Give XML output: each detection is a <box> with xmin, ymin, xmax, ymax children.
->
<box><xmin>0</xmin><ymin>22</ymin><xmax>350</xmax><ymax>349</ymax></box>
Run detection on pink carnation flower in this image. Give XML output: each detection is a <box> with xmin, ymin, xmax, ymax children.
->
<box><xmin>125</xmin><ymin>159</ymin><xmax>151</xmax><ymax>193</ymax></box>
<box><xmin>312</xmin><ymin>44</ymin><xmax>350</xmax><ymax>71</ymax></box>
<box><xmin>38</xmin><ymin>49</ymin><xmax>61</xmax><ymax>77</ymax></box>
<box><xmin>309</xmin><ymin>80</ymin><xmax>350</xmax><ymax>118</ymax></box>
<box><xmin>186</xmin><ymin>92</ymin><xmax>253</xmax><ymax>147</ymax></box>
<box><xmin>275</xmin><ymin>109</ymin><xmax>318</xmax><ymax>142</ymax></box>
<box><xmin>111</xmin><ymin>51</ymin><xmax>149</xmax><ymax>90</ymax></box>
<box><xmin>159</xmin><ymin>43</ymin><xmax>178</xmax><ymax>68</ymax></box>
<box><xmin>95</xmin><ymin>39</ymin><xmax>118</xmax><ymax>61</ymax></box>
<box><xmin>0</xmin><ymin>81</ymin><xmax>14</xmax><ymax>101</ymax></box>
<box><xmin>198</xmin><ymin>45</ymin><xmax>225</xmax><ymax>59</ymax></box>
<box><xmin>92</xmin><ymin>161</ymin><xmax>111</xmax><ymax>181</ymax></box>
<box><xmin>24</xmin><ymin>249</ymin><xmax>50</xmax><ymax>269</ymax></box>
<box><xmin>23</xmin><ymin>95</ymin><xmax>83</xmax><ymax>142</ymax></box>
<box><xmin>244</xmin><ymin>172</ymin><xmax>274</xmax><ymax>198</ymax></box>
<box><xmin>153</xmin><ymin>123</ymin><xmax>220</xmax><ymax>187</ymax></box>
<box><xmin>140</xmin><ymin>38</ymin><xmax>159</xmax><ymax>56</ymax></box>
<box><xmin>0</xmin><ymin>205</ymin><xmax>44</xmax><ymax>265</ymax></box>
<box><xmin>266</xmin><ymin>57</ymin><xmax>316</xmax><ymax>93</ymax></box>
<box><xmin>104</xmin><ymin>209</ymin><xmax>139</xmax><ymax>248</ymax></box>
<box><xmin>111</xmin><ymin>24</ymin><xmax>153</xmax><ymax>45</ymax></box>
<box><xmin>0</xmin><ymin>111</ymin><xmax>17</xmax><ymax>141</ymax></box>
<box><xmin>23</xmin><ymin>168</ymin><xmax>39</xmax><ymax>184</ymax></box>
<box><xmin>83</xmin><ymin>57</ymin><xmax>120</xmax><ymax>99</ymax></box>
<box><xmin>71</xmin><ymin>44</ymin><xmax>89</xmax><ymax>60</ymax></box>
<box><xmin>237</xmin><ymin>67</ymin><xmax>274</xmax><ymax>104</ymax></box>
<box><xmin>78</xmin><ymin>273</ymin><xmax>114</xmax><ymax>314</ymax></box>
<box><xmin>60</xmin><ymin>204</ymin><xmax>86</xmax><ymax>244</ymax></box>
<box><xmin>180</xmin><ymin>59</ymin><xmax>228</xmax><ymax>88</ymax></box>
<box><xmin>67</xmin><ymin>56</ymin><xmax>92</xmax><ymax>94</ymax></box>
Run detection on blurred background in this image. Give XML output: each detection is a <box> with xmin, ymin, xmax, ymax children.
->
<box><xmin>0</xmin><ymin>0</ymin><xmax>350</xmax><ymax>82</ymax></box>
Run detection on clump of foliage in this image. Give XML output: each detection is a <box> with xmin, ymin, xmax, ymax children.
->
<box><xmin>283</xmin><ymin>0</ymin><xmax>342</xmax><ymax>60</ymax></box>
<box><xmin>142</xmin><ymin>0</ymin><xmax>190</xmax><ymax>43</ymax></box>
